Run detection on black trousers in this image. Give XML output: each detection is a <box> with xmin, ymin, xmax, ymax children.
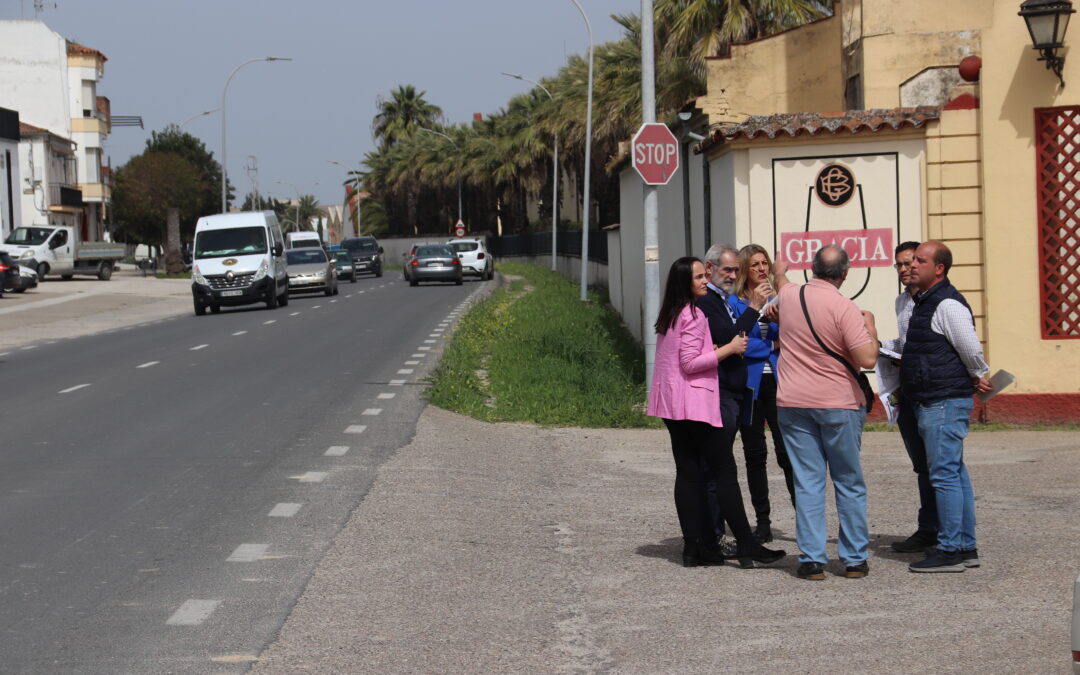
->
<box><xmin>663</xmin><ymin>418</ymin><xmax>753</xmax><ymax>547</ymax></box>
<box><xmin>738</xmin><ymin>373</ymin><xmax>796</xmax><ymax>526</ymax></box>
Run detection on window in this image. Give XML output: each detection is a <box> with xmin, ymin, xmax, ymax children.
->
<box><xmin>1035</xmin><ymin>106</ymin><xmax>1080</xmax><ymax>338</ymax></box>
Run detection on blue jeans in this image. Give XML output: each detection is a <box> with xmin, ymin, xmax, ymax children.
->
<box><xmin>915</xmin><ymin>397</ymin><xmax>976</xmax><ymax>552</ymax></box>
<box><xmin>777</xmin><ymin>406</ymin><xmax>869</xmax><ymax>565</ymax></box>
<box><xmin>897</xmin><ymin>395</ymin><xmax>937</xmax><ymax>532</ymax></box>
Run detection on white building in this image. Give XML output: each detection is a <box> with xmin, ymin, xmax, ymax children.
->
<box><xmin>0</xmin><ymin>108</ymin><xmax>22</xmax><ymax>239</ymax></box>
<box><xmin>18</xmin><ymin>121</ymin><xmax>80</xmax><ymax>231</ymax></box>
<box><xmin>0</xmin><ymin>20</ymin><xmax>111</xmax><ymax>240</ymax></box>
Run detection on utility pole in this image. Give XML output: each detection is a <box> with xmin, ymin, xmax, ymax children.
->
<box><xmin>641</xmin><ymin>0</ymin><xmax>660</xmax><ymax>391</ymax></box>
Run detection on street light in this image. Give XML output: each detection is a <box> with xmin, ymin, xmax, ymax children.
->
<box><xmin>221</xmin><ymin>56</ymin><xmax>292</xmax><ymax>213</ymax></box>
<box><xmin>502</xmin><ymin>72</ymin><xmax>558</xmax><ymax>271</ymax></box>
<box><xmin>417</xmin><ymin>127</ymin><xmax>463</xmax><ymax>225</ymax></box>
<box><xmin>569</xmin><ymin>0</ymin><xmax>594</xmax><ymax>301</ymax></box>
<box><xmin>329</xmin><ymin>160</ymin><xmax>362</xmax><ymax>237</ymax></box>
<box><xmin>179</xmin><ymin>108</ymin><xmax>220</xmax><ymax>128</ymax></box>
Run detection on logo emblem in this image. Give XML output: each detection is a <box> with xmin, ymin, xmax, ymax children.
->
<box><xmin>815</xmin><ymin>163</ymin><xmax>855</xmax><ymax>207</ymax></box>
<box><xmin>226</xmin><ymin>271</ymin><xmax>234</xmax><ymax>281</ymax></box>
<box><xmin>222</xmin><ymin>258</ymin><xmax>238</xmax><ymax>266</ymax></box>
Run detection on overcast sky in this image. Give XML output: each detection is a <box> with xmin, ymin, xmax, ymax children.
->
<box><xmin>1</xmin><ymin>0</ymin><xmax>639</xmax><ymax>210</ymax></box>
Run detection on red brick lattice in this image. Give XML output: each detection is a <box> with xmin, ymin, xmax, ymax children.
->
<box><xmin>1035</xmin><ymin>106</ymin><xmax>1080</xmax><ymax>339</ymax></box>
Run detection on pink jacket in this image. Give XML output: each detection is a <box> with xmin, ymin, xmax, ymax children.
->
<box><xmin>647</xmin><ymin>303</ymin><xmax>723</xmax><ymax>427</ymax></box>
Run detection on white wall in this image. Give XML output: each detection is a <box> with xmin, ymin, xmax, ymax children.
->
<box><xmin>0</xmin><ymin>21</ymin><xmax>70</xmax><ymax>135</ymax></box>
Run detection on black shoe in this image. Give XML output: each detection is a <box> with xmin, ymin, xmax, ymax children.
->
<box><xmin>960</xmin><ymin>548</ymin><xmax>980</xmax><ymax>568</ymax></box>
<box><xmin>736</xmin><ymin>542</ymin><xmax>786</xmax><ymax>568</ymax></box>
<box><xmin>797</xmin><ymin>561</ymin><xmax>826</xmax><ymax>580</ymax></box>
<box><xmin>682</xmin><ymin>543</ymin><xmax>726</xmax><ymax>568</ymax></box>
<box><xmin>752</xmin><ymin>523</ymin><xmax>773</xmax><ymax>544</ymax></box>
<box><xmin>909</xmin><ymin>548</ymin><xmax>965</xmax><ymax>573</ymax></box>
<box><xmin>844</xmin><ymin>561</ymin><xmax>869</xmax><ymax>578</ymax></box>
<box><xmin>891</xmin><ymin>529</ymin><xmax>938</xmax><ymax>553</ymax></box>
<box><xmin>716</xmin><ymin>536</ymin><xmax>738</xmax><ymax>558</ymax></box>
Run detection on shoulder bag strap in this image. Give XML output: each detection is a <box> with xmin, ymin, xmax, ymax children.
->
<box><xmin>798</xmin><ymin>285</ymin><xmax>862</xmax><ymax>382</ymax></box>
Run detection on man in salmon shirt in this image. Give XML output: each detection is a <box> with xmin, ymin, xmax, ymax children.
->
<box><xmin>771</xmin><ymin>245</ymin><xmax>879</xmax><ymax>580</ymax></box>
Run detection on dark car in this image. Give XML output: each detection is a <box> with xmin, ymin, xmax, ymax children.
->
<box><xmin>407</xmin><ymin>244</ymin><xmax>462</xmax><ymax>286</ymax></box>
<box><xmin>286</xmin><ymin>247</ymin><xmax>338</xmax><ymax>296</ymax></box>
<box><xmin>341</xmin><ymin>236</ymin><xmax>383</xmax><ymax>278</ymax></box>
<box><xmin>0</xmin><ymin>251</ymin><xmax>19</xmax><ymax>298</ymax></box>
<box><xmin>333</xmin><ymin>250</ymin><xmax>357</xmax><ymax>283</ymax></box>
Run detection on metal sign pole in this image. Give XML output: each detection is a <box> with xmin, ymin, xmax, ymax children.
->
<box><xmin>641</xmin><ymin>0</ymin><xmax>660</xmax><ymax>392</ymax></box>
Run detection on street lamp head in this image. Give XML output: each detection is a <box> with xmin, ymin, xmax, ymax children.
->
<box><xmin>501</xmin><ymin>71</ymin><xmax>524</xmax><ymax>80</ymax></box>
<box><xmin>265</xmin><ymin>56</ymin><xmax>293</xmax><ymax>62</ymax></box>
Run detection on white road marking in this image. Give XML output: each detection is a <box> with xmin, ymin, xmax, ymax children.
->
<box><xmin>312</xmin><ymin>305</ymin><xmax>321</xmax><ymax>309</ymax></box>
<box><xmin>0</xmin><ymin>352</ymin><xmax>9</xmax><ymax>357</ymax></box>
<box><xmin>227</xmin><ymin>543</ymin><xmax>269</xmax><ymax>562</ymax></box>
<box><xmin>263</xmin><ymin>319</ymin><xmax>276</xmax><ymax>325</ymax></box>
<box><xmin>405</xmin><ymin>360</ymin><xmax>419</xmax><ymax>365</ymax></box>
<box><xmin>377</xmin><ymin>393</ymin><xmax>396</xmax><ymax>400</ymax></box>
<box><xmin>290</xmin><ymin>312</ymin><xmax>300</xmax><ymax>316</ymax></box>
<box><xmin>423</xmin><ymin>339</ymin><xmax>436</xmax><ymax>344</ymax></box>
<box><xmin>166</xmin><ymin>599</ymin><xmax>221</xmax><ymax>626</ymax></box>
<box><xmin>397</xmin><ymin>368</ymin><xmax>414</xmax><ymax>374</ymax></box>
<box><xmin>137</xmin><ymin>361</ymin><xmax>160</xmax><ymax>369</ymax></box>
<box><xmin>346</xmin><ymin>294</ymin><xmax>353</xmax><ymax>298</ymax></box>
<box><xmin>418</xmin><ymin>346</ymin><xmax>431</xmax><ymax>351</ymax></box>
<box><xmin>269</xmin><ymin>503</ymin><xmax>302</xmax><ymax>517</ymax></box>
<box><xmin>295</xmin><ymin>471</ymin><xmax>327</xmax><ymax>483</ymax></box>
<box><xmin>428</xmin><ymin>334</ymin><xmax>439</xmax><ymax>338</ymax></box>
<box><xmin>362</xmin><ymin>408</ymin><xmax>382</xmax><ymax>416</ymax></box>
<box><xmin>190</xmin><ymin>344</ymin><xmax>209</xmax><ymax>351</ymax></box>
<box><xmin>324</xmin><ymin>445</ymin><xmax>350</xmax><ymax>456</ymax></box>
<box><xmin>21</xmin><ymin>345</ymin><xmax>36</xmax><ymax>350</ymax></box>
<box><xmin>330</xmin><ymin>299</ymin><xmax>337</xmax><ymax>303</ymax></box>
<box><xmin>59</xmin><ymin>384</ymin><xmax>91</xmax><ymax>394</ymax></box>
<box><xmin>345</xmin><ymin>425</ymin><xmax>367</xmax><ymax>434</ymax></box>
<box><xmin>433</xmin><ymin>329</ymin><xmax>445</xmax><ymax>333</ymax></box>
<box><xmin>389</xmin><ymin>379</ymin><xmax>405</xmax><ymax>386</ymax></box>
<box><xmin>232</xmin><ymin>331</ymin><xmax>247</xmax><ymax>336</ymax></box>
<box><xmin>411</xmin><ymin>353</ymin><xmax>425</xmax><ymax>358</ymax></box>
<box><xmin>357</xmin><ymin>291</ymin><xmax>365</xmax><ymax>294</ymax></box>
<box><xmin>46</xmin><ymin>340</ymin><xmax>58</xmax><ymax>344</ymax></box>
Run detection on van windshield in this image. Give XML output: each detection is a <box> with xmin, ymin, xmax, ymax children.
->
<box><xmin>5</xmin><ymin>227</ymin><xmax>54</xmax><ymax>246</ymax></box>
<box><xmin>195</xmin><ymin>227</ymin><xmax>268</xmax><ymax>258</ymax></box>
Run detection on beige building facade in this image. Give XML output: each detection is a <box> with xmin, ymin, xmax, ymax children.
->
<box><xmin>613</xmin><ymin>0</ymin><xmax>1080</xmax><ymax>422</ymax></box>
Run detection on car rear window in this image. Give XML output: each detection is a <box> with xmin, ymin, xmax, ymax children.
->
<box><xmin>416</xmin><ymin>245</ymin><xmax>454</xmax><ymax>257</ymax></box>
<box><xmin>451</xmin><ymin>242</ymin><xmax>478</xmax><ymax>252</ymax></box>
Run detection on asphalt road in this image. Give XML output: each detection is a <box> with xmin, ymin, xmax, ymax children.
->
<box><xmin>0</xmin><ymin>273</ymin><xmax>487</xmax><ymax>673</ymax></box>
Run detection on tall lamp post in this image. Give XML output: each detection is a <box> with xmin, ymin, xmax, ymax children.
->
<box><xmin>417</xmin><ymin>127</ymin><xmax>463</xmax><ymax>225</ymax></box>
<box><xmin>569</xmin><ymin>0</ymin><xmax>594</xmax><ymax>301</ymax></box>
<box><xmin>179</xmin><ymin>108</ymin><xmax>219</xmax><ymax>129</ymax></box>
<box><xmin>502</xmin><ymin>72</ymin><xmax>558</xmax><ymax>271</ymax></box>
<box><xmin>221</xmin><ymin>56</ymin><xmax>292</xmax><ymax>213</ymax></box>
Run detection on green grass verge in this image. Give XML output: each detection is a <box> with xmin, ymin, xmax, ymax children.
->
<box><xmin>427</xmin><ymin>262</ymin><xmax>656</xmax><ymax>428</ymax></box>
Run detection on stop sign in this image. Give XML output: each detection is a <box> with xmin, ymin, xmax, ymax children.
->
<box><xmin>632</xmin><ymin>123</ymin><xmax>680</xmax><ymax>185</ymax></box>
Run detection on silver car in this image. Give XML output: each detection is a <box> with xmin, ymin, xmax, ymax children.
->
<box><xmin>407</xmin><ymin>244</ymin><xmax>463</xmax><ymax>286</ymax></box>
<box><xmin>286</xmin><ymin>248</ymin><xmax>338</xmax><ymax>296</ymax></box>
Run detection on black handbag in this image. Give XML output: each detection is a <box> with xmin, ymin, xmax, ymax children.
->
<box><xmin>798</xmin><ymin>286</ymin><xmax>876</xmax><ymax>414</ymax></box>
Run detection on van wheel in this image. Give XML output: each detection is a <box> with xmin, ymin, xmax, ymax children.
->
<box><xmin>37</xmin><ymin>262</ymin><xmax>49</xmax><ymax>278</ymax></box>
<box><xmin>266</xmin><ymin>283</ymin><xmax>279</xmax><ymax>309</ymax></box>
<box><xmin>97</xmin><ymin>261</ymin><xmax>113</xmax><ymax>281</ymax></box>
<box><xmin>194</xmin><ymin>298</ymin><xmax>206</xmax><ymax>316</ymax></box>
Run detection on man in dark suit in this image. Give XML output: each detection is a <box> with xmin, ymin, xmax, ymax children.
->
<box><xmin>698</xmin><ymin>244</ymin><xmax>768</xmax><ymax>543</ymax></box>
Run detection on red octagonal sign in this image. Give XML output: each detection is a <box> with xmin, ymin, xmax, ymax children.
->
<box><xmin>632</xmin><ymin>123</ymin><xmax>680</xmax><ymax>185</ymax></box>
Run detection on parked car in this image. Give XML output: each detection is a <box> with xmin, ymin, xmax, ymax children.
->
<box><xmin>286</xmin><ymin>247</ymin><xmax>338</xmax><ymax>296</ymax></box>
<box><xmin>3</xmin><ymin>262</ymin><xmax>38</xmax><ymax>293</ymax></box>
<box><xmin>191</xmin><ymin>211</ymin><xmax>289</xmax><ymax>315</ymax></box>
<box><xmin>341</xmin><ymin>236</ymin><xmax>383</xmax><ymax>277</ymax></box>
<box><xmin>448</xmin><ymin>238</ymin><xmax>494</xmax><ymax>280</ymax></box>
<box><xmin>333</xmin><ymin>250</ymin><xmax>357</xmax><ymax>283</ymax></box>
<box><xmin>406</xmin><ymin>244</ymin><xmax>462</xmax><ymax>286</ymax></box>
<box><xmin>0</xmin><ymin>251</ymin><xmax>18</xmax><ymax>297</ymax></box>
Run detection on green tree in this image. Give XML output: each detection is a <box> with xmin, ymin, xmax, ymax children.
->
<box><xmin>371</xmin><ymin>84</ymin><xmax>444</xmax><ymax>149</ymax></box>
<box><xmin>281</xmin><ymin>194</ymin><xmax>327</xmax><ymax>232</ymax></box>
<box><xmin>111</xmin><ymin>152</ymin><xmax>203</xmax><ymax>247</ymax></box>
<box><xmin>144</xmin><ymin>124</ymin><xmax>233</xmax><ymax>213</ymax></box>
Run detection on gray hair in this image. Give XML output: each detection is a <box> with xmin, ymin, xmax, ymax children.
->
<box><xmin>812</xmin><ymin>245</ymin><xmax>850</xmax><ymax>281</ymax></box>
<box><xmin>704</xmin><ymin>243</ymin><xmax>738</xmax><ymax>266</ymax></box>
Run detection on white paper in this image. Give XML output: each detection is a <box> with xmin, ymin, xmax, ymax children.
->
<box><xmin>977</xmin><ymin>369</ymin><xmax>1016</xmax><ymax>402</ymax></box>
<box><xmin>873</xmin><ymin>357</ymin><xmax>902</xmax><ymax>428</ymax></box>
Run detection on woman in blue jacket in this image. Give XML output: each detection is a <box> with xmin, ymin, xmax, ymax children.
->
<box><xmin>729</xmin><ymin>244</ymin><xmax>796</xmax><ymax>543</ymax></box>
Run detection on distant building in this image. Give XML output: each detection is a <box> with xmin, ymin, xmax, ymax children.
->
<box><xmin>0</xmin><ymin>20</ymin><xmax>111</xmax><ymax>240</ymax></box>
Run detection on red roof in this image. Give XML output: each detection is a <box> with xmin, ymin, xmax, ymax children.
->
<box><xmin>18</xmin><ymin>121</ymin><xmax>50</xmax><ymax>135</ymax></box>
<box><xmin>703</xmin><ymin>107</ymin><xmax>941</xmax><ymax>149</ymax></box>
<box><xmin>66</xmin><ymin>40</ymin><xmax>107</xmax><ymax>62</ymax></box>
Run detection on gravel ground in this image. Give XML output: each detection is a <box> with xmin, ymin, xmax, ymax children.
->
<box><xmin>253</xmin><ymin>406</ymin><xmax>1078</xmax><ymax>674</ymax></box>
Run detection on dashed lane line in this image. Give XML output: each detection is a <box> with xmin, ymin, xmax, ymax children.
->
<box><xmin>344</xmin><ymin>425</ymin><xmax>367</xmax><ymax>434</ymax></box>
<box><xmin>269</xmin><ymin>503</ymin><xmax>302</xmax><ymax>517</ymax></box>
<box><xmin>290</xmin><ymin>312</ymin><xmax>300</xmax><ymax>316</ymax></box>
<box><xmin>397</xmin><ymin>369</ymin><xmax>414</xmax><ymax>375</ymax></box>
<box><xmin>377</xmin><ymin>393</ymin><xmax>396</xmax><ymax>400</ymax></box>
<box><xmin>389</xmin><ymin>379</ymin><xmax>405</xmax><ymax>386</ymax></box>
<box><xmin>232</xmin><ymin>331</ymin><xmax>247</xmax><ymax>336</ymax></box>
<box><xmin>324</xmin><ymin>446</ymin><xmax>350</xmax><ymax>456</ymax></box>
<box><xmin>263</xmin><ymin>319</ymin><xmax>277</xmax><ymax>325</ymax></box>
<box><xmin>227</xmin><ymin>544</ymin><xmax>269</xmax><ymax>562</ymax></box>
<box><xmin>190</xmin><ymin>344</ymin><xmax>209</xmax><ymax>351</ymax></box>
<box><xmin>362</xmin><ymin>408</ymin><xmax>382</xmax><ymax>416</ymax></box>
<box><xmin>166</xmin><ymin>599</ymin><xmax>221</xmax><ymax>626</ymax></box>
<box><xmin>137</xmin><ymin>361</ymin><xmax>160</xmax><ymax>369</ymax></box>
<box><xmin>405</xmin><ymin>360</ymin><xmax>419</xmax><ymax>365</ymax></box>
<box><xmin>295</xmin><ymin>472</ymin><xmax>327</xmax><ymax>483</ymax></box>
<box><xmin>59</xmin><ymin>383</ymin><xmax>91</xmax><ymax>394</ymax></box>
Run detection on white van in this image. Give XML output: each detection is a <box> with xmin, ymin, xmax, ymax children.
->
<box><xmin>286</xmin><ymin>231</ymin><xmax>322</xmax><ymax>249</ymax></box>
<box><xmin>191</xmin><ymin>211</ymin><xmax>289</xmax><ymax>315</ymax></box>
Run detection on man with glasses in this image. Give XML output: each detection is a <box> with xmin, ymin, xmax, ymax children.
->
<box><xmin>882</xmin><ymin>241</ymin><xmax>940</xmax><ymax>555</ymax></box>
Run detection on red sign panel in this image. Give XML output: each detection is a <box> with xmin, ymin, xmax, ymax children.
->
<box><xmin>780</xmin><ymin>228</ymin><xmax>894</xmax><ymax>270</ymax></box>
<box><xmin>632</xmin><ymin>123</ymin><xmax>680</xmax><ymax>185</ymax></box>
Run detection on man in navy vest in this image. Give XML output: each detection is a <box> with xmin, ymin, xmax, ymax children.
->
<box><xmin>901</xmin><ymin>241</ymin><xmax>992</xmax><ymax>573</ymax></box>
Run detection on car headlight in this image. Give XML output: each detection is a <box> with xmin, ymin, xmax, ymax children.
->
<box><xmin>252</xmin><ymin>259</ymin><xmax>269</xmax><ymax>281</ymax></box>
<box><xmin>192</xmin><ymin>264</ymin><xmax>207</xmax><ymax>285</ymax></box>
<box><xmin>20</xmin><ymin>250</ymin><xmax>34</xmax><ymax>259</ymax></box>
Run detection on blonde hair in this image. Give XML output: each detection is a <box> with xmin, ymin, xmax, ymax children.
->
<box><xmin>734</xmin><ymin>244</ymin><xmax>772</xmax><ymax>300</ymax></box>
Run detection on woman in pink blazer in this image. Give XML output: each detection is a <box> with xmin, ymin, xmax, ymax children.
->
<box><xmin>648</xmin><ymin>257</ymin><xmax>786</xmax><ymax>569</ymax></box>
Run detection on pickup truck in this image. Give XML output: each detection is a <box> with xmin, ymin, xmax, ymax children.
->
<box><xmin>0</xmin><ymin>226</ymin><xmax>124</xmax><ymax>280</ymax></box>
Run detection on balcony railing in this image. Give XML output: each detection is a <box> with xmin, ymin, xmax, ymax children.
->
<box><xmin>48</xmin><ymin>183</ymin><xmax>83</xmax><ymax>208</ymax></box>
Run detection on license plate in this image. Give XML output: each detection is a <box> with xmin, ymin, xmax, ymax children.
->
<box><xmin>427</xmin><ymin>261</ymin><xmax>442</xmax><ymax>267</ymax></box>
<box><xmin>220</xmin><ymin>290</ymin><xmax>242</xmax><ymax>297</ymax></box>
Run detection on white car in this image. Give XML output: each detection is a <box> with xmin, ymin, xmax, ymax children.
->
<box><xmin>448</xmin><ymin>238</ymin><xmax>494</xmax><ymax>280</ymax></box>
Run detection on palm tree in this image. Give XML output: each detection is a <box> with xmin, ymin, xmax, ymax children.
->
<box><xmin>371</xmin><ymin>84</ymin><xmax>444</xmax><ymax>150</ymax></box>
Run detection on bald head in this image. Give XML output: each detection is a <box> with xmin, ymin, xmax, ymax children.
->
<box><xmin>910</xmin><ymin>241</ymin><xmax>952</xmax><ymax>291</ymax></box>
<box><xmin>811</xmin><ymin>245</ymin><xmax>850</xmax><ymax>285</ymax></box>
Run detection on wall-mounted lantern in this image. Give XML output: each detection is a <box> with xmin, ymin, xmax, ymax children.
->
<box><xmin>1019</xmin><ymin>0</ymin><xmax>1076</xmax><ymax>86</ymax></box>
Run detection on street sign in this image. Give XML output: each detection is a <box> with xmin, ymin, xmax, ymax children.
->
<box><xmin>454</xmin><ymin>220</ymin><xmax>466</xmax><ymax>238</ymax></box>
<box><xmin>632</xmin><ymin>123</ymin><xmax>680</xmax><ymax>185</ymax></box>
